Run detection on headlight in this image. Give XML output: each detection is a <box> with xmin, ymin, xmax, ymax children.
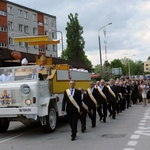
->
<box><xmin>25</xmin><ymin>99</ymin><xmax>32</xmax><ymax>106</ymax></box>
<box><xmin>20</xmin><ymin>84</ymin><xmax>31</xmax><ymax>96</ymax></box>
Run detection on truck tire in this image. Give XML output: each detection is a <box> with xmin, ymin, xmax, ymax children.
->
<box><xmin>43</xmin><ymin>105</ymin><xmax>57</xmax><ymax>133</ymax></box>
<box><xmin>0</xmin><ymin>119</ymin><xmax>10</xmax><ymax>133</ymax></box>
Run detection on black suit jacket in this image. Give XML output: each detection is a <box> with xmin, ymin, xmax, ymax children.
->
<box><xmin>81</xmin><ymin>93</ymin><xmax>88</xmax><ymax>113</ymax></box>
<box><xmin>62</xmin><ymin>89</ymin><xmax>82</xmax><ymax>114</ymax></box>
<box><xmin>86</xmin><ymin>88</ymin><xmax>100</xmax><ymax>110</ymax></box>
<box><xmin>98</xmin><ymin>86</ymin><xmax>109</xmax><ymax>103</ymax></box>
<box><xmin>107</xmin><ymin>85</ymin><xmax>117</xmax><ymax>102</ymax></box>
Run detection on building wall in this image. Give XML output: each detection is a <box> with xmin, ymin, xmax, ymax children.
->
<box><xmin>0</xmin><ymin>0</ymin><xmax>58</xmax><ymax>58</ymax></box>
<box><xmin>0</xmin><ymin>1</ymin><xmax>8</xmax><ymax>48</ymax></box>
<box><xmin>144</xmin><ymin>60</ymin><xmax>150</xmax><ymax>72</ymax></box>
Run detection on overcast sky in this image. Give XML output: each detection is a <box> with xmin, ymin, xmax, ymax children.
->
<box><xmin>8</xmin><ymin>0</ymin><xmax>150</xmax><ymax>66</ymax></box>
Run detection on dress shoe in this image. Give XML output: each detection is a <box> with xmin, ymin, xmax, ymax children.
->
<box><xmin>71</xmin><ymin>137</ymin><xmax>75</xmax><ymax>141</ymax></box>
<box><xmin>99</xmin><ymin>116</ymin><xmax>103</xmax><ymax>121</ymax></box>
<box><xmin>91</xmin><ymin>125</ymin><xmax>95</xmax><ymax>128</ymax></box>
<box><xmin>81</xmin><ymin>129</ymin><xmax>84</xmax><ymax>133</ymax></box>
<box><xmin>112</xmin><ymin>116</ymin><xmax>115</xmax><ymax>119</ymax></box>
<box><xmin>103</xmin><ymin>118</ymin><xmax>106</xmax><ymax>123</ymax></box>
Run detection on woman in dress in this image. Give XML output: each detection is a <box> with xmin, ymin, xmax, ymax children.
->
<box><xmin>140</xmin><ymin>81</ymin><xmax>149</xmax><ymax>107</ymax></box>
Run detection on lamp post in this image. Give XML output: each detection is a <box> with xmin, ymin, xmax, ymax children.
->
<box><xmin>98</xmin><ymin>22</ymin><xmax>112</xmax><ymax>73</ymax></box>
<box><xmin>124</xmin><ymin>54</ymin><xmax>135</xmax><ymax>79</ymax></box>
<box><xmin>49</xmin><ymin>29</ymin><xmax>64</xmax><ymax>53</ymax></box>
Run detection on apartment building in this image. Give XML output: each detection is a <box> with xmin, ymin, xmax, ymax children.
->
<box><xmin>144</xmin><ymin>59</ymin><xmax>150</xmax><ymax>73</ymax></box>
<box><xmin>0</xmin><ymin>0</ymin><xmax>58</xmax><ymax>64</ymax></box>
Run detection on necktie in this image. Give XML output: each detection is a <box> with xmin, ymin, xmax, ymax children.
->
<box><xmin>71</xmin><ymin>89</ymin><xmax>73</xmax><ymax>95</ymax></box>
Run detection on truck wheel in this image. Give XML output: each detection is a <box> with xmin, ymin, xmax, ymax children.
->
<box><xmin>0</xmin><ymin>119</ymin><xmax>10</xmax><ymax>133</ymax></box>
<box><xmin>43</xmin><ymin>106</ymin><xmax>57</xmax><ymax>133</ymax></box>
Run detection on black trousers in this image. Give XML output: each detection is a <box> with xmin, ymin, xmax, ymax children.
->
<box><xmin>108</xmin><ymin>101</ymin><xmax>116</xmax><ymax>118</ymax></box>
<box><xmin>97</xmin><ymin>102</ymin><xmax>107</xmax><ymax>119</ymax></box>
<box><xmin>67</xmin><ymin>112</ymin><xmax>79</xmax><ymax>138</ymax></box>
<box><xmin>125</xmin><ymin>95</ymin><xmax>130</xmax><ymax>108</ymax></box>
<box><xmin>80</xmin><ymin>112</ymin><xmax>87</xmax><ymax>130</ymax></box>
<box><xmin>88</xmin><ymin>106</ymin><xmax>96</xmax><ymax>127</ymax></box>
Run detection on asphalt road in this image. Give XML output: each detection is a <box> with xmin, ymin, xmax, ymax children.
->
<box><xmin>0</xmin><ymin>102</ymin><xmax>150</xmax><ymax>150</ymax></box>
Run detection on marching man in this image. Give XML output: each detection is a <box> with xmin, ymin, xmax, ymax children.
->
<box><xmin>62</xmin><ymin>80</ymin><xmax>82</xmax><ymax>141</ymax></box>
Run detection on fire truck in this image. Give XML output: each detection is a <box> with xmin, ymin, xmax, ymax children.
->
<box><xmin>0</xmin><ymin>35</ymin><xmax>91</xmax><ymax>133</ymax></box>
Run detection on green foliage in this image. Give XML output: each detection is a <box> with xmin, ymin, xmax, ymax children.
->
<box><xmin>148</xmin><ymin>56</ymin><xmax>150</xmax><ymax>60</ymax></box>
<box><xmin>109</xmin><ymin>59</ymin><xmax>123</xmax><ymax>68</ymax></box>
<box><xmin>61</xmin><ymin>13</ymin><xmax>92</xmax><ymax>71</ymax></box>
<box><xmin>93</xmin><ymin>58</ymin><xmax>144</xmax><ymax>79</ymax></box>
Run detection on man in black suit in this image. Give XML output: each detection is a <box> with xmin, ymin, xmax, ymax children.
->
<box><xmin>123</xmin><ymin>81</ymin><xmax>130</xmax><ymax>109</ymax></box>
<box><xmin>62</xmin><ymin>80</ymin><xmax>82</xmax><ymax>141</ymax></box>
<box><xmin>78</xmin><ymin>87</ymin><xmax>88</xmax><ymax>133</ymax></box>
<box><xmin>107</xmin><ymin>79</ymin><xmax>118</xmax><ymax>119</ymax></box>
<box><xmin>97</xmin><ymin>79</ymin><xmax>109</xmax><ymax>123</ymax></box>
<box><xmin>86</xmin><ymin>81</ymin><xmax>100</xmax><ymax>127</ymax></box>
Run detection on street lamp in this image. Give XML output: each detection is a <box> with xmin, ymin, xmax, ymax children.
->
<box><xmin>124</xmin><ymin>53</ymin><xmax>135</xmax><ymax>79</ymax></box>
<box><xmin>49</xmin><ymin>29</ymin><xmax>64</xmax><ymax>53</ymax></box>
<box><xmin>98</xmin><ymin>22</ymin><xmax>112</xmax><ymax>73</ymax></box>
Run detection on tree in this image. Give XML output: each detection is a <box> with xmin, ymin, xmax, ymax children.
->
<box><xmin>110</xmin><ymin>59</ymin><xmax>124</xmax><ymax>69</ymax></box>
<box><xmin>61</xmin><ymin>13</ymin><xmax>92</xmax><ymax>71</ymax></box>
<box><xmin>147</xmin><ymin>56</ymin><xmax>150</xmax><ymax>60</ymax></box>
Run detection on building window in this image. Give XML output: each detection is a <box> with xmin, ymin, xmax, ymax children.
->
<box><xmin>18</xmin><ymin>9</ymin><xmax>23</xmax><ymax>17</ymax></box>
<box><xmin>0</xmin><ymin>10</ymin><xmax>6</xmax><ymax>16</ymax></box>
<box><xmin>0</xmin><ymin>26</ymin><xmax>7</xmax><ymax>32</ymax></box>
<box><xmin>51</xmin><ymin>19</ymin><xmax>55</xmax><ymax>27</ymax></box>
<box><xmin>146</xmin><ymin>68</ymin><xmax>149</xmax><ymax>70</ymax></box>
<box><xmin>44</xmin><ymin>17</ymin><xmax>48</xmax><ymax>24</ymax></box>
<box><xmin>45</xmin><ymin>30</ymin><xmax>48</xmax><ymax>35</ymax></box>
<box><xmin>52</xmin><ymin>32</ymin><xmax>55</xmax><ymax>39</ymax></box>
<box><xmin>33</xmin><ymin>27</ymin><xmax>37</xmax><ymax>35</ymax></box>
<box><xmin>33</xmin><ymin>14</ymin><xmax>37</xmax><ymax>21</ymax></box>
<box><xmin>19</xmin><ymin>42</ymin><xmax>24</xmax><ymax>47</ymax></box>
<box><xmin>8</xmin><ymin>21</ymin><xmax>13</xmax><ymax>30</ymax></box>
<box><xmin>53</xmin><ymin>45</ymin><xmax>56</xmax><ymax>51</ymax></box>
<box><xmin>146</xmin><ymin>64</ymin><xmax>148</xmax><ymax>66</ymax></box>
<box><xmin>24</xmin><ymin>25</ymin><xmax>29</xmax><ymax>33</ymax></box>
<box><xmin>24</xmin><ymin>11</ymin><xmax>28</xmax><ymax>19</ymax></box>
<box><xmin>45</xmin><ymin>44</ymin><xmax>48</xmax><ymax>50</ymax></box>
<box><xmin>0</xmin><ymin>43</ymin><xmax>7</xmax><ymax>48</ymax></box>
<box><xmin>18</xmin><ymin>24</ymin><xmax>23</xmax><ymax>32</ymax></box>
<box><xmin>39</xmin><ymin>48</ymin><xmax>44</xmax><ymax>53</ymax></box>
<box><xmin>34</xmin><ymin>45</ymin><xmax>38</xmax><ymax>49</ymax></box>
<box><xmin>38</xmin><ymin>22</ymin><xmax>43</xmax><ymax>26</ymax></box>
<box><xmin>8</xmin><ymin>37</ymin><xmax>14</xmax><ymax>45</ymax></box>
<box><xmin>8</xmin><ymin>6</ymin><xmax>13</xmax><ymax>15</ymax></box>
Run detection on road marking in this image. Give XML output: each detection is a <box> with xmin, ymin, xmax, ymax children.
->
<box><xmin>143</xmin><ymin>116</ymin><xmax>150</xmax><ymax>119</ymax></box>
<box><xmin>130</xmin><ymin>135</ymin><xmax>140</xmax><ymax>140</ymax></box>
<box><xmin>134</xmin><ymin>130</ymin><xmax>150</xmax><ymax>136</ymax></box>
<box><xmin>144</xmin><ymin>113</ymin><xmax>149</xmax><ymax>116</ymax></box>
<box><xmin>127</xmin><ymin>141</ymin><xmax>138</xmax><ymax>146</ymax></box>
<box><xmin>140</xmin><ymin>120</ymin><xmax>146</xmax><ymax>122</ymax></box>
<box><xmin>0</xmin><ymin>129</ymin><xmax>35</xmax><ymax>144</ymax></box>
<box><xmin>124</xmin><ymin>107</ymin><xmax>150</xmax><ymax>150</ymax></box>
<box><xmin>138</xmin><ymin>123</ymin><xmax>145</xmax><ymax>126</ymax></box>
<box><xmin>124</xmin><ymin>148</ymin><xmax>135</xmax><ymax>150</ymax></box>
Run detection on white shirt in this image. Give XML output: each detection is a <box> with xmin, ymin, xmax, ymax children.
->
<box><xmin>0</xmin><ymin>74</ymin><xmax>13</xmax><ymax>82</ymax></box>
<box><xmin>39</xmin><ymin>65</ymin><xmax>47</xmax><ymax>71</ymax></box>
<box><xmin>70</xmin><ymin>88</ymin><xmax>75</xmax><ymax>96</ymax></box>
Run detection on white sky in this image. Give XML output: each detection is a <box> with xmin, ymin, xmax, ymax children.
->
<box><xmin>8</xmin><ymin>0</ymin><xmax>150</xmax><ymax>66</ymax></box>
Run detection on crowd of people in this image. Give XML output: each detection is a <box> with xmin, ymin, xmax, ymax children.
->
<box><xmin>62</xmin><ymin>78</ymin><xmax>150</xmax><ymax>141</ymax></box>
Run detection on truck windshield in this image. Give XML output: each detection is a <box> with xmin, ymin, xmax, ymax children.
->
<box><xmin>0</xmin><ymin>66</ymin><xmax>40</xmax><ymax>82</ymax></box>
